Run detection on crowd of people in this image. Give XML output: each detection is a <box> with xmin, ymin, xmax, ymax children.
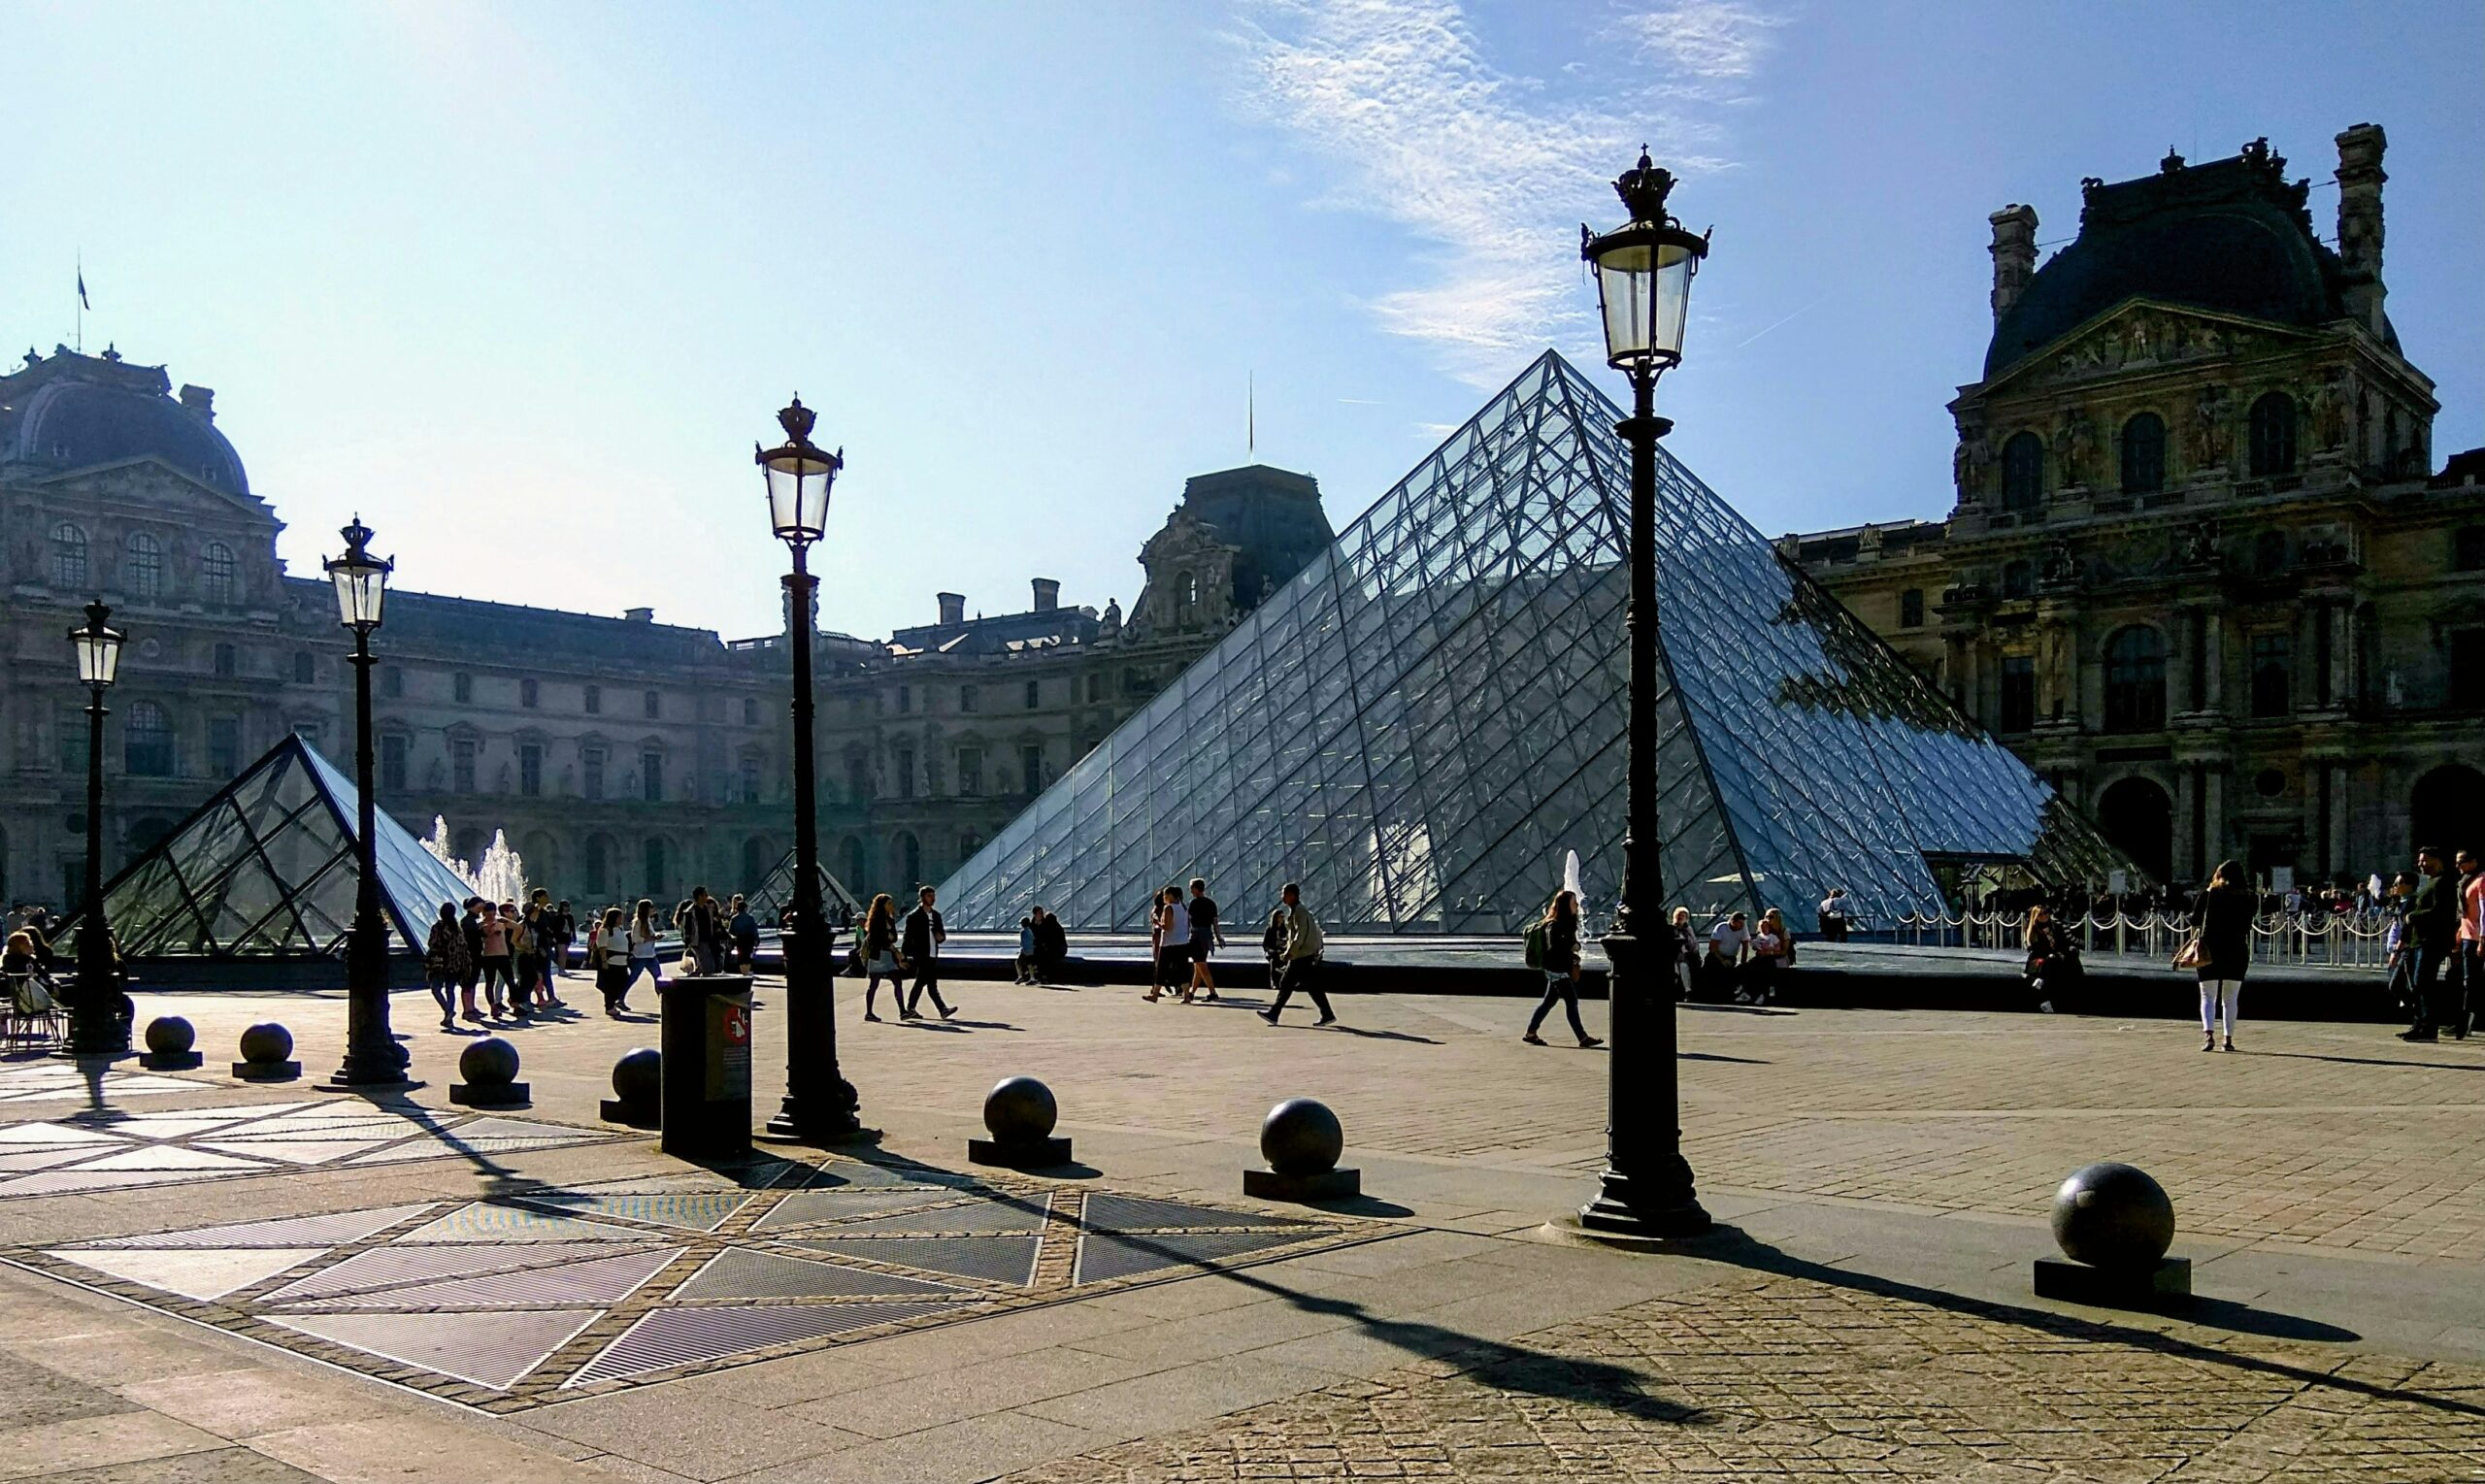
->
<box><xmin>418</xmin><ymin>885</ymin><xmax>770</xmax><ymax>1030</ymax></box>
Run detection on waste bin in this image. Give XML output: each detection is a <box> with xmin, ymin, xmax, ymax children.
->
<box><xmin>659</xmin><ymin>974</ymin><xmax>753</xmax><ymax>1160</ymax></box>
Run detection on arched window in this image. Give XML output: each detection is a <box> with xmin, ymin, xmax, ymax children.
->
<box><xmin>643</xmin><ymin>838</ymin><xmax>667</xmax><ymax>896</ymax></box>
<box><xmin>124</xmin><ymin>701</ymin><xmax>174</xmax><ymax>776</ymax></box>
<box><xmin>200</xmin><ymin>543</ymin><xmax>237</xmax><ymax>605</ymax></box>
<box><xmin>2452</xmin><ymin>526</ymin><xmax>2485</xmax><ymax>574</ymax></box>
<box><xmin>50</xmin><ymin>523</ymin><xmax>87</xmax><ymax>587</ymax></box>
<box><xmin>2000</xmin><ymin>432</ymin><xmax>2044</xmax><ymax>511</ymax></box>
<box><xmin>742</xmin><ymin>836</ymin><xmax>768</xmax><ymax>888</ymax></box>
<box><xmin>2119</xmin><ymin>412</ymin><xmax>2166</xmax><ymax>495</ymax></box>
<box><xmin>895</xmin><ymin>832</ymin><xmax>922</xmax><ymax>888</ymax></box>
<box><xmin>2001</xmin><ymin>560</ymin><xmax>2035</xmax><ymax>600</ymax></box>
<box><xmin>126</xmin><ymin>533</ymin><xmax>163</xmax><ymax>600</ymax></box>
<box><xmin>842</xmin><ymin>836</ymin><xmax>868</xmax><ymax>891</ymax></box>
<box><xmin>1176</xmin><ymin>571</ymin><xmax>1199</xmax><ymax>617</ymax></box>
<box><xmin>2103</xmin><ymin>626</ymin><xmax>2168</xmax><ymax>733</ymax></box>
<box><xmin>582</xmin><ymin>835</ymin><xmax>611</xmax><ymax>895</ymax></box>
<box><xmin>2248</xmin><ymin>392</ymin><xmax>2298</xmax><ymax>478</ymax></box>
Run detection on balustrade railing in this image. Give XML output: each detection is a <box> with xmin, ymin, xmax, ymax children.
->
<box><xmin>1890</xmin><ymin>906</ymin><xmax>2394</xmax><ymax>970</ymax></box>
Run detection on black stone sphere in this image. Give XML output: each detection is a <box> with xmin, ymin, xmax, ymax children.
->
<box><xmin>2050</xmin><ymin>1161</ymin><xmax>2175</xmax><ymax>1269</ymax></box>
<box><xmin>1260</xmin><ymin>1098</ymin><xmax>1344</xmax><ymax>1176</ymax></box>
<box><xmin>144</xmin><ymin>1015</ymin><xmax>195</xmax><ymax>1056</ymax></box>
<box><xmin>612</xmin><ymin>1047</ymin><xmax>661</xmax><ymax>1105</ymax></box>
<box><xmin>982</xmin><ymin>1076</ymin><xmax>1058</xmax><ymax>1141</ymax></box>
<box><xmin>238</xmin><ymin>1022</ymin><xmax>292</xmax><ymax>1064</ymax></box>
<box><xmin>460</xmin><ymin>1037</ymin><xmax>520</xmax><ymax>1087</ymax></box>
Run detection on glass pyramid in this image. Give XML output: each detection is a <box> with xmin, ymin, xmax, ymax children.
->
<box><xmin>62</xmin><ymin>734</ymin><xmax>479</xmax><ymax>958</ymax></box>
<box><xmin>746</xmin><ymin>848</ymin><xmax>865</xmax><ymax>927</ymax></box>
<box><xmin>940</xmin><ymin>350</ymin><xmax>2128</xmax><ymax>936</ymax></box>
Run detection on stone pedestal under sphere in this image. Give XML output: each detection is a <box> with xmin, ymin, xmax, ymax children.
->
<box><xmin>601</xmin><ymin>1047</ymin><xmax>661</xmax><ymax>1127</ymax></box>
<box><xmin>969</xmin><ymin>1075</ymin><xmax>1072</xmax><ymax>1169</ymax></box>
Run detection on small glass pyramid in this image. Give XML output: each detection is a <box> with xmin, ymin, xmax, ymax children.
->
<box><xmin>940</xmin><ymin>350</ymin><xmax>2128</xmax><ymax>935</ymax></box>
<box><xmin>61</xmin><ymin>734</ymin><xmax>479</xmax><ymax>958</ymax></box>
<box><xmin>746</xmin><ymin>849</ymin><xmax>864</xmax><ymax>928</ymax></box>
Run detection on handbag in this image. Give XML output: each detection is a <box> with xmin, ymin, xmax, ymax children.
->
<box><xmin>2172</xmin><ymin>936</ymin><xmax>2211</xmax><ymax>972</ymax></box>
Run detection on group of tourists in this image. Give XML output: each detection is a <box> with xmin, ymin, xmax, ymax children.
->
<box><xmin>420</xmin><ymin>884</ymin><xmax>768</xmax><ymax>1029</ymax></box>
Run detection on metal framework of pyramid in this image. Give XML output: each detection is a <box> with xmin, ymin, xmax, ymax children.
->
<box><xmin>60</xmin><ymin>734</ymin><xmax>477</xmax><ymax>959</ymax></box>
<box><xmin>746</xmin><ymin>848</ymin><xmax>864</xmax><ymax>927</ymax></box>
<box><xmin>941</xmin><ymin>350</ymin><xmax>2128</xmax><ymax>936</ymax></box>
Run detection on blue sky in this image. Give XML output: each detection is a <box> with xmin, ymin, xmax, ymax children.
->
<box><xmin>5</xmin><ymin>1</ymin><xmax>2476</xmax><ymax>642</ymax></box>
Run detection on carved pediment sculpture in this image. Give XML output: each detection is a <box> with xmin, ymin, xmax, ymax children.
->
<box><xmin>2177</xmin><ymin>518</ymin><xmax>2222</xmax><ymax>572</ymax></box>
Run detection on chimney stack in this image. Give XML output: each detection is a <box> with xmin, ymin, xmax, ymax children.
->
<box><xmin>1988</xmin><ymin>204</ymin><xmax>2038</xmax><ymax>324</ymax></box>
<box><xmin>937</xmin><ymin>591</ymin><xmax>966</xmax><ymax>626</ymax></box>
<box><xmin>624</xmin><ymin>607</ymin><xmax>654</xmax><ymax>623</ymax></box>
<box><xmin>178</xmin><ymin>384</ymin><xmax>215</xmax><ymax>422</ymax></box>
<box><xmin>1031</xmin><ymin>577</ymin><xmax>1060</xmax><ymax>611</ymax></box>
<box><xmin>2336</xmin><ymin>122</ymin><xmax>2387</xmax><ymax>336</ymax></box>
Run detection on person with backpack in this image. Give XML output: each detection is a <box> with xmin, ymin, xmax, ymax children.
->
<box><xmin>860</xmin><ymin>894</ymin><xmax>905</xmax><ymax>1021</ymax></box>
<box><xmin>1257</xmin><ymin>883</ymin><xmax>1333</xmax><ymax>1025</ymax></box>
<box><xmin>1522</xmin><ymin>890</ymin><xmax>1603</xmax><ymax>1047</ymax></box>
<box><xmin>423</xmin><ymin>902</ymin><xmax>469</xmax><ymax>1033</ymax></box>
<box><xmin>728</xmin><ymin>894</ymin><xmax>760</xmax><ymax>973</ymax></box>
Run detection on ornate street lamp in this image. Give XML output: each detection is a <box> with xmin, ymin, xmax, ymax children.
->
<box><xmin>326</xmin><ymin>516</ymin><xmax>407</xmax><ymax>1085</ymax></box>
<box><xmin>1575</xmin><ymin>148</ymin><xmax>1710</xmax><ymax>1239</ymax></box>
<box><xmin>757</xmin><ymin>397</ymin><xmax>862</xmax><ymax>1141</ymax></box>
<box><xmin>64</xmin><ymin>600</ymin><xmax>126</xmax><ymax>1055</ymax></box>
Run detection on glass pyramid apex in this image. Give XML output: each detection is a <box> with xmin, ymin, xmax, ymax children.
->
<box><xmin>747</xmin><ymin>848</ymin><xmax>865</xmax><ymax>928</ymax></box>
<box><xmin>61</xmin><ymin>734</ymin><xmax>479</xmax><ymax>959</ymax></box>
<box><xmin>940</xmin><ymin>349</ymin><xmax>2129</xmax><ymax>935</ymax></box>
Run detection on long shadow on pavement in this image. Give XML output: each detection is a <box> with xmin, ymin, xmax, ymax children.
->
<box><xmin>1675</xmin><ymin>1225</ymin><xmax>2485</xmax><ymax>1420</ymax></box>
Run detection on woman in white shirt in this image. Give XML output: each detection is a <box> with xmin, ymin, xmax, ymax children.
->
<box><xmin>622</xmin><ymin>898</ymin><xmax>665</xmax><ymax>1011</ymax></box>
<box><xmin>595</xmin><ymin>907</ymin><xmax>633</xmax><ymax>1016</ymax></box>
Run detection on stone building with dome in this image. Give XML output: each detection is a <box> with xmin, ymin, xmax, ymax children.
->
<box><xmin>1789</xmin><ymin>125</ymin><xmax>2484</xmax><ymax>887</ymax></box>
<box><xmin>0</xmin><ymin>343</ymin><xmax>1328</xmax><ymax>925</ymax></box>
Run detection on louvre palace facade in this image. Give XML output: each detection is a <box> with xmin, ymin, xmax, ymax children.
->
<box><xmin>0</xmin><ymin>343</ymin><xmax>1330</xmax><ymax>920</ymax></box>
<box><xmin>1789</xmin><ymin>125</ymin><xmax>2484</xmax><ymax>887</ymax></box>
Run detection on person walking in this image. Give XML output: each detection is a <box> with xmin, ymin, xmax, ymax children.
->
<box><xmin>860</xmin><ymin>894</ymin><xmax>905</xmax><ymax>1021</ymax></box>
<box><xmin>1521</xmin><ymin>889</ymin><xmax>1601</xmax><ymax>1047</ymax></box>
<box><xmin>1257</xmin><ymin>883</ymin><xmax>1333</xmax><ymax>1026</ymax></box>
<box><xmin>903</xmin><ymin>886</ymin><xmax>956</xmax><ymax>1020</ymax></box>
<box><xmin>593</xmin><ymin>907</ymin><xmax>633</xmax><ymax>1015</ymax></box>
<box><xmin>2403</xmin><ymin>846</ymin><xmax>2462</xmax><ymax>1042</ymax></box>
<box><xmin>2382</xmin><ymin>872</ymin><xmax>2417</xmax><ymax>1016</ymax></box>
<box><xmin>728</xmin><ymin>894</ymin><xmax>760</xmax><ymax>973</ymax></box>
<box><xmin>1143</xmin><ymin>887</ymin><xmax>1173</xmax><ymax>1001</ymax></box>
<box><xmin>424</xmin><ymin>902</ymin><xmax>469</xmax><ymax>1032</ymax></box>
<box><xmin>2193</xmin><ymin>859</ymin><xmax>2254</xmax><ymax>1051</ymax></box>
<box><xmin>2024</xmin><ymin>904</ymin><xmax>2065</xmax><ymax>1013</ymax></box>
<box><xmin>624</xmin><ymin>898</ymin><xmax>666</xmax><ymax>1004</ymax></box>
<box><xmin>476</xmin><ymin>902</ymin><xmax>514</xmax><ymax>1020</ymax></box>
<box><xmin>1180</xmin><ymin>878</ymin><xmax>1224</xmax><ymax>1004</ymax></box>
<box><xmin>528</xmin><ymin>889</ymin><xmax>570</xmax><ymax>1008</ymax></box>
<box><xmin>458</xmin><ymin>897</ymin><xmax>487</xmax><ymax>1024</ymax></box>
<box><xmin>676</xmin><ymin>886</ymin><xmax>724</xmax><ymax>975</ymax></box>
<box><xmin>553</xmin><ymin>898</ymin><xmax>579</xmax><ymax>987</ymax></box>
<box><xmin>2456</xmin><ymin>848</ymin><xmax>2484</xmax><ymax>1039</ymax></box>
<box><xmin>513</xmin><ymin>903</ymin><xmax>547</xmax><ymax>1018</ymax></box>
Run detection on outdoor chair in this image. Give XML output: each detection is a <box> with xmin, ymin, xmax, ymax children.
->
<box><xmin>3</xmin><ymin>971</ymin><xmax>65</xmax><ymax>1051</ymax></box>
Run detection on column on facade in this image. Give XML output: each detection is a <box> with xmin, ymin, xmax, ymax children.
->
<box><xmin>2200</xmin><ymin>609</ymin><xmax>2226</xmax><ymax>715</ymax></box>
<box><xmin>2328</xmin><ymin>600</ymin><xmax>2357</xmax><ymax>710</ymax></box>
<box><xmin>2172</xmin><ymin>765</ymin><xmax>2199</xmax><ymax>880</ymax></box>
<box><xmin>2330</xmin><ymin>760</ymin><xmax>2356</xmax><ymax>880</ymax></box>
<box><xmin>2201</xmin><ymin>766</ymin><xmax>2226</xmax><ymax>870</ymax></box>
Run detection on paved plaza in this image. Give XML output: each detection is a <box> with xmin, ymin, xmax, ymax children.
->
<box><xmin>0</xmin><ymin>974</ymin><xmax>2479</xmax><ymax>1480</ymax></box>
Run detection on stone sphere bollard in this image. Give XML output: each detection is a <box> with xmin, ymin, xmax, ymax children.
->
<box><xmin>450</xmin><ymin>1035</ymin><xmax>528</xmax><ymax>1107</ymax></box>
<box><xmin>601</xmin><ymin>1047</ymin><xmax>661</xmax><ymax>1127</ymax></box>
<box><xmin>1246</xmin><ymin>1098</ymin><xmax>1360</xmax><ymax>1202</ymax></box>
<box><xmin>2050</xmin><ymin>1161</ymin><xmax>2174</xmax><ymax>1268</ymax></box>
<box><xmin>1259</xmin><ymin>1098</ymin><xmax>1344</xmax><ymax>1176</ymax></box>
<box><xmin>970</xmin><ymin>1075</ymin><xmax>1071</xmax><ymax>1169</ymax></box>
<box><xmin>140</xmin><ymin>1015</ymin><xmax>202</xmax><ymax>1071</ymax></box>
<box><xmin>232</xmin><ymin>1022</ymin><xmax>299</xmax><ymax>1081</ymax></box>
<box><xmin>2033</xmin><ymin>1161</ymin><xmax>2188</xmax><ymax>1306</ymax></box>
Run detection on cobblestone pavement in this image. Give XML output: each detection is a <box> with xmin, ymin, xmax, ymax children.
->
<box><xmin>1001</xmin><ymin>1270</ymin><xmax>2485</xmax><ymax>1482</ymax></box>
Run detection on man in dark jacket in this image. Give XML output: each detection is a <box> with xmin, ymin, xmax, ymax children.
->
<box><xmin>2402</xmin><ymin>845</ymin><xmax>2461</xmax><ymax>1041</ymax></box>
<box><xmin>902</xmin><ymin>886</ymin><xmax>954</xmax><ymax>1019</ymax></box>
<box><xmin>457</xmin><ymin>897</ymin><xmax>485</xmax><ymax>1022</ymax></box>
<box><xmin>1031</xmin><ymin>907</ymin><xmax>1070</xmax><ymax>982</ymax></box>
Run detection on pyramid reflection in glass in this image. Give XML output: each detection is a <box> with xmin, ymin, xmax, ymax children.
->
<box><xmin>11</xmin><ymin>1157</ymin><xmax>1366</xmax><ymax>1410</ymax></box>
<box><xmin>940</xmin><ymin>350</ymin><xmax>2128</xmax><ymax>935</ymax></box>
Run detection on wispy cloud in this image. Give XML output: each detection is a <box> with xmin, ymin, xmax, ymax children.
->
<box><xmin>1234</xmin><ymin>0</ymin><xmax>1787</xmax><ymax>385</ymax></box>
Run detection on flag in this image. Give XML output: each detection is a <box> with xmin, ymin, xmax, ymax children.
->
<box><xmin>77</xmin><ymin>269</ymin><xmax>88</xmax><ymax>311</ymax></box>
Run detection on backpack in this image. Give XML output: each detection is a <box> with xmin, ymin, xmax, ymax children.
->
<box><xmin>1523</xmin><ymin>920</ymin><xmax>1548</xmax><ymax>970</ymax></box>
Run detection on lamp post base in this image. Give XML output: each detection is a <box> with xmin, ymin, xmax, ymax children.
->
<box><xmin>327</xmin><ymin>1044</ymin><xmax>416</xmax><ymax>1090</ymax></box>
<box><xmin>1574</xmin><ymin>1161</ymin><xmax>1711</xmax><ymax>1243</ymax></box>
<box><xmin>764</xmin><ymin>1084</ymin><xmax>868</xmax><ymax>1144</ymax></box>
